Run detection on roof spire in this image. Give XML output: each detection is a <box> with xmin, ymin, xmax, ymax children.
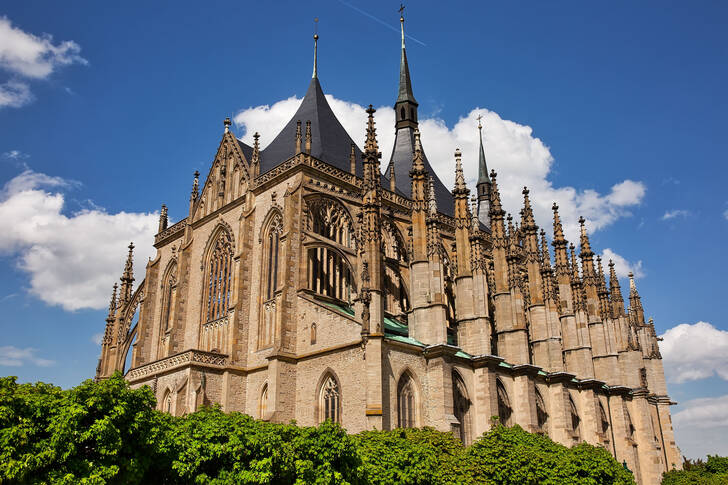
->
<box><xmin>312</xmin><ymin>18</ymin><xmax>319</xmax><ymax>79</ymax></box>
<box><xmin>477</xmin><ymin>114</ymin><xmax>489</xmax><ymax>185</ymax></box>
<box><xmin>396</xmin><ymin>5</ymin><xmax>417</xmax><ymax>113</ymax></box>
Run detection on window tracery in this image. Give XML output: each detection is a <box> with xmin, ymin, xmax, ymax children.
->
<box><xmin>203</xmin><ymin>228</ymin><xmax>233</xmax><ymax>323</ymax></box>
<box><xmin>318</xmin><ymin>373</ymin><xmax>340</xmax><ymax>424</ymax></box>
<box><xmin>307</xmin><ymin>247</ymin><xmax>355</xmax><ymax>304</ymax></box>
<box><xmin>397</xmin><ymin>372</ymin><xmax>417</xmax><ymax>428</ymax></box>
<box><xmin>160</xmin><ymin>261</ymin><xmax>177</xmax><ymax>333</ymax></box>
<box><xmin>306</xmin><ymin>197</ymin><xmax>355</xmax><ymax>249</ymax></box>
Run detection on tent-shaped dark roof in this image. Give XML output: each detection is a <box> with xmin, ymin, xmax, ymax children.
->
<box><xmin>260</xmin><ymin>77</ymin><xmax>364</xmax><ymax>177</ymax></box>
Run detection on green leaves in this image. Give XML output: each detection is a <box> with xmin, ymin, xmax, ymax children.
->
<box><xmin>662</xmin><ymin>455</ymin><xmax>728</xmax><ymax>484</ymax></box>
<box><xmin>0</xmin><ymin>376</ymin><xmax>642</xmax><ymax>484</ymax></box>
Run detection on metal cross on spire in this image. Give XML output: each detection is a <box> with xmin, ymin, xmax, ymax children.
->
<box><xmin>477</xmin><ymin>113</ymin><xmax>483</xmax><ymax>130</ymax></box>
<box><xmin>312</xmin><ymin>17</ymin><xmax>319</xmax><ymax>79</ymax></box>
<box><xmin>399</xmin><ymin>4</ymin><xmax>405</xmax><ymax>48</ymax></box>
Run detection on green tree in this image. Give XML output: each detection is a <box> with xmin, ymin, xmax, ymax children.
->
<box><xmin>0</xmin><ymin>373</ymin><xmax>171</xmax><ymax>484</ymax></box>
<box><xmin>354</xmin><ymin>427</ymin><xmax>465</xmax><ymax>485</ymax></box>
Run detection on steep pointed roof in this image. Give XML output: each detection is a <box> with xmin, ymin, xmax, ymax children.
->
<box><xmin>397</xmin><ymin>45</ymin><xmax>417</xmax><ymax>106</ymax></box>
<box><xmin>260</xmin><ymin>77</ymin><xmax>364</xmax><ymax>176</ymax></box>
<box><xmin>388</xmin><ymin>128</ymin><xmax>454</xmax><ymax>216</ymax></box>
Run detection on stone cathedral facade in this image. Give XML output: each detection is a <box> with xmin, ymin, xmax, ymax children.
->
<box><xmin>96</xmin><ymin>17</ymin><xmax>680</xmax><ymax>484</ymax></box>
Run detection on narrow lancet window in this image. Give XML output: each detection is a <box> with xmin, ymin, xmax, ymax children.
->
<box><xmin>204</xmin><ymin>230</ymin><xmax>233</xmax><ymax>322</ymax></box>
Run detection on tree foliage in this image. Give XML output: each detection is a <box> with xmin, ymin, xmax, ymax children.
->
<box><xmin>661</xmin><ymin>455</ymin><xmax>728</xmax><ymax>484</ymax></box>
<box><xmin>1</xmin><ymin>374</ymin><xmax>646</xmax><ymax>484</ymax></box>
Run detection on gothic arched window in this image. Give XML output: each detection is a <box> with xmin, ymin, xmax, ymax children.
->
<box><xmin>307</xmin><ymin>197</ymin><xmax>355</xmax><ymax>249</ymax></box>
<box><xmin>452</xmin><ymin>371</ymin><xmax>471</xmax><ymax>444</ymax></box>
<box><xmin>599</xmin><ymin>401</ymin><xmax>610</xmax><ymax>436</ymax></box>
<box><xmin>260</xmin><ymin>384</ymin><xmax>268</xmax><ymax>420</ymax></box>
<box><xmin>397</xmin><ymin>373</ymin><xmax>417</xmax><ymax>428</ymax></box>
<box><xmin>569</xmin><ymin>396</ymin><xmax>581</xmax><ymax>438</ymax></box>
<box><xmin>160</xmin><ymin>261</ymin><xmax>177</xmax><ymax>333</ymax></box>
<box><xmin>497</xmin><ymin>379</ymin><xmax>512</xmax><ymax>427</ymax></box>
<box><xmin>307</xmin><ymin>247</ymin><xmax>355</xmax><ymax>304</ymax></box>
<box><xmin>264</xmin><ymin>212</ymin><xmax>283</xmax><ymax>301</ymax></box>
<box><xmin>535</xmin><ymin>389</ymin><xmax>548</xmax><ymax>431</ymax></box>
<box><xmin>318</xmin><ymin>373</ymin><xmax>340</xmax><ymax>424</ymax></box>
<box><xmin>203</xmin><ymin>229</ymin><xmax>233</xmax><ymax>322</ymax></box>
<box><xmin>383</xmin><ymin>221</ymin><xmax>410</xmax><ymax>315</ymax></box>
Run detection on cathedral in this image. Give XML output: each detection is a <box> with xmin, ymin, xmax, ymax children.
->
<box><xmin>96</xmin><ymin>15</ymin><xmax>681</xmax><ymax>484</ymax></box>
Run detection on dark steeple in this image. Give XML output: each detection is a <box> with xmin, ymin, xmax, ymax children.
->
<box><xmin>387</xmin><ymin>12</ymin><xmax>454</xmax><ymax>216</ymax></box>
<box><xmin>476</xmin><ymin>115</ymin><xmax>491</xmax><ymax>229</ymax></box>
<box><xmin>396</xmin><ymin>14</ymin><xmax>418</xmax><ymax>129</ymax></box>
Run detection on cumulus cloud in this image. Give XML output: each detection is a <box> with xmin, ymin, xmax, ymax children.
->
<box><xmin>661</xmin><ymin>209</ymin><xmax>690</xmax><ymax>221</ymax></box>
<box><xmin>0</xmin><ymin>169</ymin><xmax>158</xmax><ymax>311</ymax></box>
<box><xmin>660</xmin><ymin>321</ymin><xmax>728</xmax><ymax>383</ymax></box>
<box><xmin>601</xmin><ymin>248</ymin><xmax>644</xmax><ymax>279</ymax></box>
<box><xmin>0</xmin><ymin>16</ymin><xmax>87</xmax><ymax>109</ymax></box>
<box><xmin>0</xmin><ymin>346</ymin><xmax>54</xmax><ymax>367</ymax></box>
<box><xmin>673</xmin><ymin>395</ymin><xmax>728</xmax><ymax>429</ymax></box>
<box><xmin>723</xmin><ymin>208</ymin><xmax>728</xmax><ymax>221</ymax></box>
<box><xmin>0</xmin><ymin>80</ymin><xmax>32</xmax><ymax>108</ymax></box>
<box><xmin>234</xmin><ymin>97</ymin><xmax>645</xmax><ymax>243</ymax></box>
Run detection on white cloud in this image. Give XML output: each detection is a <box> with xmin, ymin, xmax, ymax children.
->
<box><xmin>234</xmin><ymin>98</ymin><xmax>645</xmax><ymax>243</ymax></box>
<box><xmin>2</xmin><ymin>149</ymin><xmax>29</xmax><ymax>160</ymax></box>
<box><xmin>723</xmin><ymin>208</ymin><xmax>728</xmax><ymax>220</ymax></box>
<box><xmin>659</xmin><ymin>321</ymin><xmax>728</xmax><ymax>383</ymax></box>
<box><xmin>91</xmin><ymin>333</ymin><xmax>104</xmax><ymax>346</ymax></box>
<box><xmin>673</xmin><ymin>395</ymin><xmax>728</xmax><ymax>429</ymax></box>
<box><xmin>0</xmin><ymin>16</ymin><xmax>87</xmax><ymax>79</ymax></box>
<box><xmin>0</xmin><ymin>16</ymin><xmax>87</xmax><ymax>109</ymax></box>
<box><xmin>661</xmin><ymin>209</ymin><xmax>690</xmax><ymax>221</ymax></box>
<box><xmin>0</xmin><ymin>80</ymin><xmax>32</xmax><ymax>108</ymax></box>
<box><xmin>0</xmin><ymin>169</ymin><xmax>158</xmax><ymax>311</ymax></box>
<box><xmin>0</xmin><ymin>346</ymin><xmax>54</xmax><ymax>367</ymax></box>
<box><xmin>601</xmin><ymin>248</ymin><xmax>644</xmax><ymax>279</ymax></box>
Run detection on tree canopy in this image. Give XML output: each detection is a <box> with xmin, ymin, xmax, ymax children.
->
<box><xmin>0</xmin><ymin>373</ymin><xmax>644</xmax><ymax>484</ymax></box>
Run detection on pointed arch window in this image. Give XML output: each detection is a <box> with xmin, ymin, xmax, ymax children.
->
<box><xmin>496</xmin><ymin>379</ymin><xmax>512</xmax><ymax>427</ymax></box>
<box><xmin>160</xmin><ymin>261</ymin><xmax>177</xmax><ymax>333</ymax></box>
<box><xmin>260</xmin><ymin>384</ymin><xmax>268</xmax><ymax>420</ymax></box>
<box><xmin>452</xmin><ymin>371</ymin><xmax>472</xmax><ymax>444</ymax></box>
<box><xmin>535</xmin><ymin>389</ymin><xmax>548</xmax><ymax>431</ymax></box>
<box><xmin>307</xmin><ymin>247</ymin><xmax>355</xmax><ymax>304</ymax></box>
<box><xmin>204</xmin><ymin>229</ymin><xmax>233</xmax><ymax>322</ymax></box>
<box><xmin>398</xmin><ymin>373</ymin><xmax>417</xmax><ymax>428</ymax></box>
<box><xmin>569</xmin><ymin>396</ymin><xmax>581</xmax><ymax>438</ymax></box>
<box><xmin>307</xmin><ymin>197</ymin><xmax>355</xmax><ymax>249</ymax></box>
<box><xmin>264</xmin><ymin>213</ymin><xmax>283</xmax><ymax>301</ymax></box>
<box><xmin>318</xmin><ymin>373</ymin><xmax>340</xmax><ymax>424</ymax></box>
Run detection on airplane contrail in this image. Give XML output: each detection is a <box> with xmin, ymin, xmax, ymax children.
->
<box><xmin>337</xmin><ymin>0</ymin><xmax>427</xmax><ymax>47</ymax></box>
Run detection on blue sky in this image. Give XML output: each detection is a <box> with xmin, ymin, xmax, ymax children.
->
<box><xmin>0</xmin><ymin>1</ymin><xmax>726</xmax><ymax>459</ymax></box>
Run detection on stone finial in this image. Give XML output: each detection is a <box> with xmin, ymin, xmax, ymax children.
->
<box><xmin>470</xmin><ymin>194</ymin><xmax>479</xmax><ymax>231</ymax></box>
<box><xmin>305</xmin><ymin>120</ymin><xmax>312</xmax><ymax>153</ymax></box>
<box><xmin>578</xmin><ymin>216</ymin><xmax>593</xmax><ymax>256</ymax></box>
<box><xmin>552</xmin><ymin>203</ymin><xmax>565</xmax><ymax>244</ymax></box>
<box><xmin>411</xmin><ymin>128</ymin><xmax>425</xmax><ymax>174</ymax></box>
<box><xmin>363</xmin><ymin>105</ymin><xmax>381</xmax><ymax>159</ymax></box>
<box><xmin>295</xmin><ymin>120</ymin><xmax>302</xmax><ymax>153</ymax></box>
<box><xmin>427</xmin><ymin>176</ymin><xmax>437</xmax><ymax>216</ymax></box>
<box><xmin>159</xmin><ymin>204</ymin><xmax>168</xmax><ymax>233</ymax></box>
<box><xmin>540</xmin><ymin>229</ymin><xmax>551</xmax><ymax>268</ymax></box>
<box><xmin>489</xmin><ymin>170</ymin><xmax>503</xmax><ymax>214</ymax></box>
<box><xmin>521</xmin><ymin>187</ymin><xmax>536</xmax><ymax>230</ymax></box>
<box><xmin>349</xmin><ymin>143</ymin><xmax>356</xmax><ymax>175</ymax></box>
<box><xmin>252</xmin><ymin>132</ymin><xmax>260</xmax><ymax>164</ymax></box>
<box><xmin>191</xmin><ymin>170</ymin><xmax>200</xmax><ymax>201</ymax></box>
<box><xmin>453</xmin><ymin>148</ymin><xmax>467</xmax><ymax>193</ymax></box>
<box><xmin>609</xmin><ymin>259</ymin><xmax>624</xmax><ymax>314</ymax></box>
<box><xmin>224</xmin><ymin>117</ymin><xmax>231</xmax><ymax>133</ymax></box>
<box><xmin>107</xmin><ymin>282</ymin><xmax>118</xmax><ymax>320</ymax></box>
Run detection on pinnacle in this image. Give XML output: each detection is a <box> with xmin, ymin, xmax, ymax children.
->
<box><xmin>453</xmin><ymin>148</ymin><xmax>467</xmax><ymax>194</ymax></box>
